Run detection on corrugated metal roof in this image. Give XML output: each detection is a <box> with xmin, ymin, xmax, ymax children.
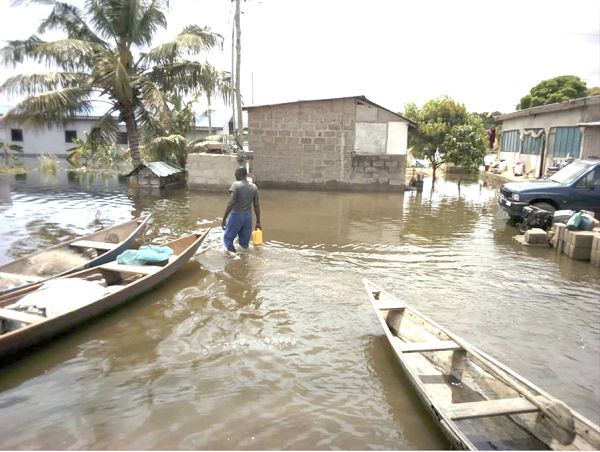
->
<box><xmin>242</xmin><ymin>95</ymin><xmax>416</xmax><ymax>126</ymax></box>
<box><xmin>195</xmin><ymin>109</ymin><xmax>233</xmax><ymax>129</ymax></box>
<box><xmin>495</xmin><ymin>96</ymin><xmax>600</xmax><ymax>121</ymax></box>
<box><xmin>143</xmin><ymin>161</ymin><xmax>184</xmax><ymax>177</ymax></box>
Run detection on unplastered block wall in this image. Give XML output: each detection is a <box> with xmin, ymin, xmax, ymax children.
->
<box><xmin>349</xmin><ymin>154</ymin><xmax>406</xmax><ymax>188</ymax></box>
<box><xmin>187</xmin><ymin>153</ymin><xmax>239</xmax><ymax>191</ymax></box>
<box><xmin>248</xmin><ymin>98</ymin><xmax>357</xmax><ymax>185</ymax></box>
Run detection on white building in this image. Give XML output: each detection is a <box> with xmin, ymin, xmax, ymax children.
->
<box><xmin>0</xmin><ymin>105</ymin><xmax>233</xmax><ymax>157</ymax></box>
<box><xmin>495</xmin><ymin>96</ymin><xmax>600</xmax><ymax>178</ymax></box>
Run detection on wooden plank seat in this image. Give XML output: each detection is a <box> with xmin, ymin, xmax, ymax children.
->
<box><xmin>391</xmin><ymin>337</ymin><xmax>462</xmax><ymax>353</ymax></box>
<box><xmin>99</xmin><ymin>262</ymin><xmax>162</xmax><ymax>275</ymax></box>
<box><xmin>377</xmin><ymin>300</ymin><xmax>406</xmax><ymax>310</ymax></box>
<box><xmin>0</xmin><ymin>308</ymin><xmax>46</xmax><ymax>324</ymax></box>
<box><xmin>70</xmin><ymin>240</ymin><xmax>119</xmax><ymax>250</ymax></box>
<box><xmin>445</xmin><ymin>397</ymin><xmax>539</xmax><ymax>420</ymax></box>
<box><xmin>0</xmin><ymin>271</ymin><xmax>45</xmax><ymax>282</ymax></box>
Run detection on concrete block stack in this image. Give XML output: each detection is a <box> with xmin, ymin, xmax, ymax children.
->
<box><xmin>563</xmin><ymin>230</ymin><xmax>596</xmax><ymax>260</ymax></box>
<box><xmin>549</xmin><ymin>223</ymin><xmax>600</xmax><ymax>263</ymax></box>
<box><xmin>524</xmin><ymin>228</ymin><xmax>548</xmax><ymax>245</ymax></box>
<box><xmin>591</xmin><ymin>235</ymin><xmax>600</xmax><ymax>266</ymax></box>
<box><xmin>549</xmin><ymin>223</ymin><xmax>566</xmax><ymax>250</ymax></box>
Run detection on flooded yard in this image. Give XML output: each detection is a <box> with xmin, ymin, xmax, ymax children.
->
<box><xmin>0</xmin><ymin>168</ymin><xmax>598</xmax><ymax>449</ymax></box>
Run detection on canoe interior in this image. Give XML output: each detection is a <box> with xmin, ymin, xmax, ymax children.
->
<box><xmin>0</xmin><ymin>231</ymin><xmax>208</xmax><ymax>357</ymax></box>
<box><xmin>0</xmin><ymin>216</ymin><xmax>150</xmax><ymax>295</ymax></box>
<box><xmin>364</xmin><ymin>279</ymin><xmax>600</xmax><ymax>451</ymax></box>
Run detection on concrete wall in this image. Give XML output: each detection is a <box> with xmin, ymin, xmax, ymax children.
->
<box><xmin>0</xmin><ymin>118</ymin><xmax>127</xmax><ymax>156</ymax></box>
<box><xmin>187</xmin><ymin>153</ymin><xmax>239</xmax><ymax>191</ymax></box>
<box><xmin>246</xmin><ymin>97</ymin><xmax>408</xmax><ymax>191</ymax></box>
<box><xmin>498</xmin><ymin>97</ymin><xmax>600</xmax><ymax>177</ymax></box>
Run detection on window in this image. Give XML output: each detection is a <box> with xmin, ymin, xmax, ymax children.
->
<box><xmin>550</xmin><ymin>127</ymin><xmax>581</xmax><ymax>159</ymax></box>
<box><xmin>520</xmin><ymin>129</ymin><xmax>544</xmax><ymax>155</ymax></box>
<box><xmin>500</xmin><ymin>130</ymin><xmax>519</xmax><ymax>152</ymax></box>
<box><xmin>117</xmin><ymin>132</ymin><xmax>128</xmax><ymax>145</ymax></box>
<box><xmin>10</xmin><ymin>129</ymin><xmax>23</xmax><ymax>142</ymax></box>
<box><xmin>575</xmin><ymin>167</ymin><xmax>600</xmax><ymax>189</ymax></box>
<box><xmin>65</xmin><ymin>130</ymin><xmax>77</xmax><ymax>143</ymax></box>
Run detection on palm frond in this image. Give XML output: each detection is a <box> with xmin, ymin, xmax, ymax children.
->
<box><xmin>0</xmin><ymin>72</ymin><xmax>93</xmax><ymax>98</ymax></box>
<box><xmin>87</xmin><ymin>112</ymin><xmax>120</xmax><ymax>149</ymax></box>
<box><xmin>29</xmin><ymin>39</ymin><xmax>101</xmax><ymax>71</ymax></box>
<box><xmin>2</xmin><ymin>86</ymin><xmax>93</xmax><ymax>128</ymax></box>
<box><xmin>134</xmin><ymin>0</ymin><xmax>169</xmax><ymax>46</ymax></box>
<box><xmin>38</xmin><ymin>2</ymin><xmax>105</xmax><ymax>45</ymax></box>
<box><xmin>147</xmin><ymin>62</ymin><xmax>232</xmax><ymax>102</ymax></box>
<box><xmin>137</xmin><ymin>108</ymin><xmax>167</xmax><ymax>143</ymax></box>
<box><xmin>10</xmin><ymin>0</ymin><xmax>55</xmax><ymax>5</ymax></box>
<box><xmin>134</xmin><ymin>76</ymin><xmax>170</xmax><ymax>121</ymax></box>
<box><xmin>142</xmin><ymin>26</ymin><xmax>223</xmax><ymax>66</ymax></box>
<box><xmin>1</xmin><ymin>36</ymin><xmax>45</xmax><ymax>67</ymax></box>
<box><xmin>87</xmin><ymin>0</ymin><xmax>168</xmax><ymax>47</ymax></box>
<box><xmin>149</xmin><ymin>134</ymin><xmax>186</xmax><ymax>147</ymax></box>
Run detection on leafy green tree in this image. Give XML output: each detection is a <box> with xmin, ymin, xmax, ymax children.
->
<box><xmin>474</xmin><ymin>111</ymin><xmax>502</xmax><ymax>130</ymax></box>
<box><xmin>517</xmin><ymin>75</ymin><xmax>588</xmax><ymax>110</ymax></box>
<box><xmin>1</xmin><ymin>0</ymin><xmax>231</xmax><ymax>168</ymax></box>
<box><xmin>404</xmin><ymin>96</ymin><xmax>485</xmax><ymax>178</ymax></box>
<box><xmin>443</xmin><ymin>115</ymin><xmax>487</xmax><ymax>171</ymax></box>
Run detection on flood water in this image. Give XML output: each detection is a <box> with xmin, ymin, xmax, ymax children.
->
<box><xmin>0</xmin><ymin>166</ymin><xmax>599</xmax><ymax>450</ymax></box>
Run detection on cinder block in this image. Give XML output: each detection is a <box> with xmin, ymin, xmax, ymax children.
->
<box><xmin>563</xmin><ymin>243</ymin><xmax>591</xmax><ymax>261</ymax></box>
<box><xmin>524</xmin><ymin>228</ymin><xmax>548</xmax><ymax>245</ymax></box>
<box><xmin>566</xmin><ymin>231</ymin><xmax>596</xmax><ymax>247</ymax></box>
<box><xmin>591</xmin><ymin>249</ymin><xmax>600</xmax><ymax>266</ymax></box>
<box><xmin>593</xmin><ymin>234</ymin><xmax>600</xmax><ymax>251</ymax></box>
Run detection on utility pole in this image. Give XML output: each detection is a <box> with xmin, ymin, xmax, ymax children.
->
<box><xmin>234</xmin><ymin>0</ymin><xmax>243</xmax><ymax>149</ymax></box>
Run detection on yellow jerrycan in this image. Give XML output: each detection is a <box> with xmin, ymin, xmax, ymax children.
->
<box><xmin>252</xmin><ymin>227</ymin><xmax>263</xmax><ymax>245</ymax></box>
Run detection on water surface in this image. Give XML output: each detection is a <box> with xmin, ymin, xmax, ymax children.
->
<box><xmin>0</xmin><ymin>169</ymin><xmax>598</xmax><ymax>449</ymax></box>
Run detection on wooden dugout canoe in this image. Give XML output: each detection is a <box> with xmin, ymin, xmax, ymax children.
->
<box><xmin>0</xmin><ymin>215</ymin><xmax>151</xmax><ymax>296</ymax></box>
<box><xmin>0</xmin><ymin>229</ymin><xmax>209</xmax><ymax>360</ymax></box>
<box><xmin>363</xmin><ymin>278</ymin><xmax>600</xmax><ymax>450</ymax></box>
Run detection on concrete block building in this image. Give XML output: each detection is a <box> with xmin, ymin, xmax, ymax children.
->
<box><xmin>496</xmin><ymin>96</ymin><xmax>600</xmax><ymax>178</ymax></box>
<box><xmin>243</xmin><ymin>96</ymin><xmax>415</xmax><ymax>191</ymax></box>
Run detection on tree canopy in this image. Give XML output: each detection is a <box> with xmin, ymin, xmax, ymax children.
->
<box><xmin>404</xmin><ymin>96</ymin><xmax>487</xmax><ymax>178</ymax></box>
<box><xmin>517</xmin><ymin>75</ymin><xmax>588</xmax><ymax>110</ymax></box>
<box><xmin>0</xmin><ymin>0</ymin><xmax>232</xmax><ymax>168</ymax></box>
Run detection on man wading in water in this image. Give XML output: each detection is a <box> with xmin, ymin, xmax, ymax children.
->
<box><xmin>221</xmin><ymin>167</ymin><xmax>261</xmax><ymax>254</ymax></box>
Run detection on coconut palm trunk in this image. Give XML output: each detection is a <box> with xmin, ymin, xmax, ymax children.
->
<box><xmin>121</xmin><ymin>103</ymin><xmax>142</xmax><ymax>167</ymax></box>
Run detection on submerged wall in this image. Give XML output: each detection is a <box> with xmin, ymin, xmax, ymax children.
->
<box><xmin>187</xmin><ymin>154</ymin><xmax>239</xmax><ymax>191</ymax></box>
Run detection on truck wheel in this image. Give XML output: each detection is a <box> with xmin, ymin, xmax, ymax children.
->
<box><xmin>531</xmin><ymin>202</ymin><xmax>556</xmax><ymax>214</ymax></box>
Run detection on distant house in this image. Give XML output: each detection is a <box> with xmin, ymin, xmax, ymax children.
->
<box><xmin>0</xmin><ymin>105</ymin><xmax>234</xmax><ymax>157</ymax></box>
<box><xmin>243</xmin><ymin>95</ymin><xmax>415</xmax><ymax>191</ymax></box>
<box><xmin>495</xmin><ymin>96</ymin><xmax>600</xmax><ymax>178</ymax></box>
<box><xmin>0</xmin><ymin>105</ymin><xmax>128</xmax><ymax>157</ymax></box>
<box><xmin>189</xmin><ymin>108</ymin><xmax>234</xmax><ymax>141</ymax></box>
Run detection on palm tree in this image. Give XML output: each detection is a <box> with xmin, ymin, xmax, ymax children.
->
<box><xmin>0</xmin><ymin>0</ymin><xmax>231</xmax><ymax>168</ymax></box>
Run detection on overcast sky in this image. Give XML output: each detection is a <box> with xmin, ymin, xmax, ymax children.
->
<box><xmin>0</xmin><ymin>0</ymin><xmax>598</xmax><ymax>114</ymax></box>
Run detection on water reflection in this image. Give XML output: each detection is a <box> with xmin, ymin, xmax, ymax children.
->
<box><xmin>0</xmin><ymin>172</ymin><xmax>598</xmax><ymax>449</ymax></box>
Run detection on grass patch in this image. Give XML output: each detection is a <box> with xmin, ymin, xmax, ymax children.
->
<box><xmin>0</xmin><ymin>165</ymin><xmax>28</xmax><ymax>174</ymax></box>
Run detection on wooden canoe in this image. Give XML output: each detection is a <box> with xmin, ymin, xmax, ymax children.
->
<box><xmin>0</xmin><ymin>215</ymin><xmax>151</xmax><ymax>296</ymax></box>
<box><xmin>363</xmin><ymin>278</ymin><xmax>600</xmax><ymax>450</ymax></box>
<box><xmin>0</xmin><ymin>229</ymin><xmax>209</xmax><ymax>360</ymax></box>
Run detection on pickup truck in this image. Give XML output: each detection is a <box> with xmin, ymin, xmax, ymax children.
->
<box><xmin>497</xmin><ymin>159</ymin><xmax>600</xmax><ymax>220</ymax></box>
